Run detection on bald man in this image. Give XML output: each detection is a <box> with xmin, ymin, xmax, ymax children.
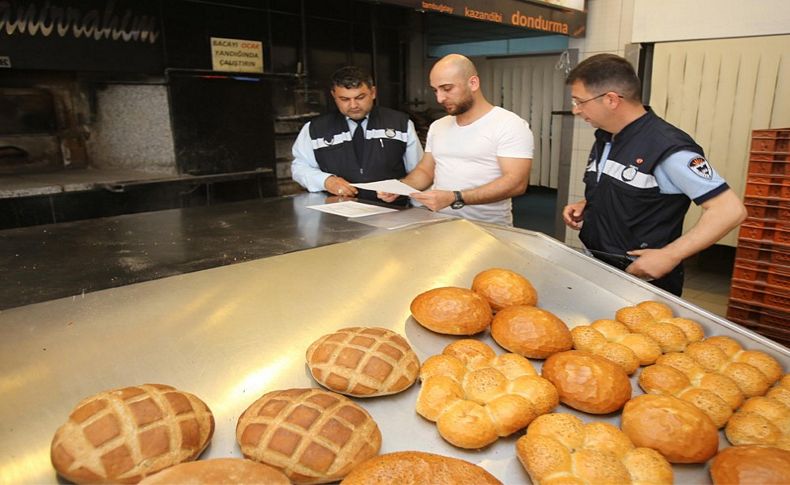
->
<box><xmin>379</xmin><ymin>54</ymin><xmax>534</xmax><ymax>226</ymax></box>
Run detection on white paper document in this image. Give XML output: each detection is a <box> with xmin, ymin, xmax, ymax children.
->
<box><xmin>350</xmin><ymin>179</ymin><xmax>420</xmax><ymax>196</ymax></box>
<box><xmin>306</xmin><ymin>201</ymin><xmax>398</xmax><ymax>218</ymax></box>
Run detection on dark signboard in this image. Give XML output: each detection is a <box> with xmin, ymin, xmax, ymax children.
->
<box><xmin>382</xmin><ymin>0</ymin><xmax>586</xmax><ymax>37</ymax></box>
<box><xmin>0</xmin><ymin>0</ymin><xmax>164</xmax><ymax>72</ymax></box>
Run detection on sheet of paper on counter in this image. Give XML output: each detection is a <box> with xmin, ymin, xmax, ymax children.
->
<box><xmin>306</xmin><ymin>200</ymin><xmax>398</xmax><ymax>218</ymax></box>
<box><xmin>352</xmin><ymin>207</ymin><xmax>455</xmax><ymax>230</ymax></box>
<box><xmin>350</xmin><ymin>179</ymin><xmax>420</xmax><ymax>196</ymax></box>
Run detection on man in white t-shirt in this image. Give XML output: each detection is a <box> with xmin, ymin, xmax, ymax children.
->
<box><xmin>378</xmin><ymin>54</ymin><xmax>534</xmax><ymax>226</ymax></box>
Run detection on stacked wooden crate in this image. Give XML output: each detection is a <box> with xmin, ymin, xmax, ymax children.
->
<box><xmin>726</xmin><ymin>128</ymin><xmax>790</xmax><ymax>346</ymax></box>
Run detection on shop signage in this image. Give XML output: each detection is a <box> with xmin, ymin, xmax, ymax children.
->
<box><xmin>210</xmin><ymin>37</ymin><xmax>263</xmax><ymax>74</ymax></box>
<box><xmin>383</xmin><ymin>0</ymin><xmax>586</xmax><ymax>37</ymax></box>
<box><xmin>0</xmin><ymin>0</ymin><xmax>163</xmax><ymax>72</ymax></box>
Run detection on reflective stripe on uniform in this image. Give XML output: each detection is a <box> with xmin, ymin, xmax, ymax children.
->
<box><xmin>311</xmin><ymin>131</ymin><xmax>352</xmax><ymax>149</ymax></box>
<box><xmin>600</xmin><ymin>159</ymin><xmax>658</xmax><ymax>189</ymax></box>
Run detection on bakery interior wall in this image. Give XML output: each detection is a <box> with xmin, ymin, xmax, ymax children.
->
<box><xmin>0</xmin><ymin>0</ymin><xmax>412</xmax><ymax>229</ymax></box>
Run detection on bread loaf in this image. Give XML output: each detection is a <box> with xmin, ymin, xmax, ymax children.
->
<box><xmin>639</xmin><ymin>363</ymin><xmax>734</xmax><ymax>428</ymax></box>
<box><xmin>410</xmin><ymin>287</ymin><xmax>492</xmax><ymax>335</ymax></box>
<box><xmin>491</xmin><ymin>306</ymin><xmax>572</xmax><ymax>359</ymax></box>
<box><xmin>571</xmin><ymin>319</ymin><xmax>662</xmax><ymax>374</ymax></box>
<box><xmin>415</xmin><ymin>339</ymin><xmax>558</xmax><ymax>449</ymax></box>
<box><xmin>50</xmin><ymin>384</ymin><xmax>214</xmax><ymax>484</ymax></box>
<box><xmin>471</xmin><ymin>268</ymin><xmax>537</xmax><ymax>311</ymax></box>
<box><xmin>138</xmin><ymin>458</ymin><xmax>289</xmax><ymax>484</ymax></box>
<box><xmin>236</xmin><ymin>388</ymin><xmax>381</xmax><ymax>484</ymax></box>
<box><xmin>306</xmin><ymin>327</ymin><xmax>419</xmax><ymax>397</ymax></box>
<box><xmin>710</xmin><ymin>445</ymin><xmax>790</xmax><ymax>485</ymax></box>
<box><xmin>726</xmin><ymin>374</ymin><xmax>790</xmax><ymax>450</ymax></box>
<box><xmin>621</xmin><ymin>394</ymin><xmax>718</xmax><ymax>463</ymax></box>
<box><xmin>340</xmin><ymin>451</ymin><xmax>502</xmax><ymax>484</ymax></box>
<box><xmin>615</xmin><ymin>301</ymin><xmax>705</xmax><ymax>353</ymax></box>
<box><xmin>541</xmin><ymin>350</ymin><xmax>631</xmax><ymax>414</ymax></box>
<box><xmin>516</xmin><ymin>413</ymin><xmax>672</xmax><ymax>485</ymax></box>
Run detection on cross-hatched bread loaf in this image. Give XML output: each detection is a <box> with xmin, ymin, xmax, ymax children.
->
<box><xmin>471</xmin><ymin>268</ymin><xmax>537</xmax><ymax>311</ymax></box>
<box><xmin>50</xmin><ymin>383</ymin><xmax>215</xmax><ymax>484</ymax></box>
<box><xmin>138</xmin><ymin>458</ymin><xmax>289</xmax><ymax>484</ymax></box>
<box><xmin>491</xmin><ymin>306</ymin><xmax>572</xmax><ymax>359</ymax></box>
<box><xmin>571</xmin><ymin>319</ymin><xmax>662</xmax><ymax>374</ymax></box>
<box><xmin>339</xmin><ymin>451</ymin><xmax>502</xmax><ymax>484</ymax></box>
<box><xmin>726</xmin><ymin>374</ymin><xmax>790</xmax><ymax>450</ymax></box>
<box><xmin>541</xmin><ymin>350</ymin><xmax>631</xmax><ymax>414</ymax></box>
<box><xmin>709</xmin><ymin>445</ymin><xmax>790</xmax><ymax>485</ymax></box>
<box><xmin>415</xmin><ymin>339</ymin><xmax>558</xmax><ymax>449</ymax></box>
<box><xmin>516</xmin><ymin>413</ymin><xmax>673</xmax><ymax>485</ymax></box>
<box><xmin>236</xmin><ymin>388</ymin><xmax>381</xmax><ymax>484</ymax></box>
<box><xmin>306</xmin><ymin>327</ymin><xmax>419</xmax><ymax>397</ymax></box>
<box><xmin>615</xmin><ymin>300</ymin><xmax>705</xmax><ymax>352</ymax></box>
<box><xmin>621</xmin><ymin>394</ymin><xmax>719</xmax><ymax>463</ymax></box>
<box><xmin>410</xmin><ymin>287</ymin><xmax>492</xmax><ymax>335</ymax></box>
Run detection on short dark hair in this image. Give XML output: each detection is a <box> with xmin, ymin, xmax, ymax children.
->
<box><xmin>566</xmin><ymin>54</ymin><xmax>642</xmax><ymax>101</ymax></box>
<box><xmin>330</xmin><ymin>66</ymin><xmax>374</xmax><ymax>90</ymax></box>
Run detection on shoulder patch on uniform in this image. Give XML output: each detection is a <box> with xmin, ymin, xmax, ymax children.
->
<box><xmin>688</xmin><ymin>157</ymin><xmax>712</xmax><ymax>179</ymax></box>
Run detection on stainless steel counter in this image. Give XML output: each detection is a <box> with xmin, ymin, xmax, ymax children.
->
<box><xmin>1</xmin><ymin>218</ymin><xmax>787</xmax><ymax>484</ymax></box>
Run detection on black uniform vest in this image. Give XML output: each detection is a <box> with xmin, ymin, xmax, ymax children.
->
<box><xmin>580</xmin><ymin>109</ymin><xmax>710</xmax><ymax>295</ymax></box>
<box><xmin>309</xmin><ymin>106</ymin><xmax>409</xmax><ymax>200</ymax></box>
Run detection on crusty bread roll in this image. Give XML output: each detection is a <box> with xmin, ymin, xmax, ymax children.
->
<box><xmin>541</xmin><ymin>350</ymin><xmax>631</xmax><ymax>414</ymax></box>
<box><xmin>139</xmin><ymin>458</ymin><xmax>289</xmax><ymax>484</ymax></box>
<box><xmin>471</xmin><ymin>268</ymin><xmax>537</xmax><ymax>311</ymax></box>
<box><xmin>710</xmin><ymin>445</ymin><xmax>790</xmax><ymax>485</ymax></box>
<box><xmin>638</xmin><ymin>363</ymin><xmax>734</xmax><ymax>428</ymax></box>
<box><xmin>50</xmin><ymin>384</ymin><xmax>215</xmax><ymax>484</ymax></box>
<box><xmin>236</xmin><ymin>388</ymin><xmax>381</xmax><ymax>484</ymax></box>
<box><xmin>621</xmin><ymin>394</ymin><xmax>719</xmax><ymax>463</ymax></box>
<box><xmin>339</xmin><ymin>451</ymin><xmax>501</xmax><ymax>484</ymax></box>
<box><xmin>726</xmin><ymin>374</ymin><xmax>790</xmax><ymax>450</ymax></box>
<box><xmin>516</xmin><ymin>413</ymin><xmax>673</xmax><ymax>485</ymax></box>
<box><xmin>416</xmin><ymin>339</ymin><xmax>558</xmax><ymax>449</ymax></box>
<box><xmin>615</xmin><ymin>302</ymin><xmax>705</xmax><ymax>353</ymax></box>
<box><xmin>571</xmin><ymin>319</ymin><xmax>662</xmax><ymax>374</ymax></box>
<box><xmin>410</xmin><ymin>287</ymin><xmax>492</xmax><ymax>335</ymax></box>
<box><xmin>491</xmin><ymin>306</ymin><xmax>572</xmax><ymax>359</ymax></box>
<box><xmin>306</xmin><ymin>327</ymin><xmax>419</xmax><ymax>397</ymax></box>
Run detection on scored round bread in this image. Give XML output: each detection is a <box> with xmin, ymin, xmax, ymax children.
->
<box><xmin>236</xmin><ymin>388</ymin><xmax>381</xmax><ymax>484</ymax></box>
<box><xmin>139</xmin><ymin>458</ymin><xmax>289</xmax><ymax>484</ymax></box>
<box><xmin>541</xmin><ymin>350</ymin><xmax>631</xmax><ymax>414</ymax></box>
<box><xmin>306</xmin><ymin>327</ymin><xmax>420</xmax><ymax>397</ymax></box>
<box><xmin>339</xmin><ymin>451</ymin><xmax>502</xmax><ymax>485</ymax></box>
<box><xmin>710</xmin><ymin>445</ymin><xmax>790</xmax><ymax>485</ymax></box>
<box><xmin>491</xmin><ymin>305</ymin><xmax>572</xmax><ymax>359</ymax></box>
<box><xmin>50</xmin><ymin>384</ymin><xmax>215</xmax><ymax>484</ymax></box>
<box><xmin>410</xmin><ymin>287</ymin><xmax>492</xmax><ymax>335</ymax></box>
<box><xmin>621</xmin><ymin>394</ymin><xmax>719</xmax><ymax>463</ymax></box>
<box><xmin>471</xmin><ymin>268</ymin><xmax>538</xmax><ymax>311</ymax></box>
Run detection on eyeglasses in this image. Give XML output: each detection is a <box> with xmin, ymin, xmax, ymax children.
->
<box><xmin>571</xmin><ymin>92</ymin><xmax>623</xmax><ymax>108</ymax></box>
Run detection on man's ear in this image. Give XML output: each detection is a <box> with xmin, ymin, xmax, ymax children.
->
<box><xmin>468</xmin><ymin>75</ymin><xmax>480</xmax><ymax>92</ymax></box>
<box><xmin>370</xmin><ymin>86</ymin><xmax>377</xmax><ymax>100</ymax></box>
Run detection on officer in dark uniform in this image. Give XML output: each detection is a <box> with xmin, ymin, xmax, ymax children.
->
<box><xmin>291</xmin><ymin>66</ymin><xmax>422</xmax><ymax>201</ymax></box>
<box><xmin>561</xmin><ymin>54</ymin><xmax>747</xmax><ymax>296</ymax></box>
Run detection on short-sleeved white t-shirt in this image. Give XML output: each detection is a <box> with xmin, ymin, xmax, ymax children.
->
<box><xmin>426</xmin><ymin>106</ymin><xmax>534</xmax><ymax>226</ymax></box>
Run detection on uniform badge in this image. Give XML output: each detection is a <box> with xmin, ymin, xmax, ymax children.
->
<box><xmin>635</xmin><ymin>158</ymin><xmax>644</xmax><ymax>165</ymax></box>
<box><xmin>688</xmin><ymin>157</ymin><xmax>712</xmax><ymax>179</ymax></box>
<box><xmin>385</xmin><ymin>128</ymin><xmax>396</xmax><ymax>138</ymax></box>
<box><xmin>323</xmin><ymin>135</ymin><xmax>335</xmax><ymax>145</ymax></box>
<box><xmin>621</xmin><ymin>165</ymin><xmax>638</xmax><ymax>181</ymax></box>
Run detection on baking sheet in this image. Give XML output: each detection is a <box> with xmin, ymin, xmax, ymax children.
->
<box><xmin>0</xmin><ymin>219</ymin><xmax>787</xmax><ymax>484</ymax></box>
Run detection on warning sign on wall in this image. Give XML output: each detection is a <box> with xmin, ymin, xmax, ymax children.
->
<box><xmin>210</xmin><ymin>37</ymin><xmax>263</xmax><ymax>73</ymax></box>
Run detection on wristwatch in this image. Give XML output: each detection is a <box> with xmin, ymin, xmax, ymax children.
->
<box><xmin>451</xmin><ymin>190</ymin><xmax>465</xmax><ymax>210</ymax></box>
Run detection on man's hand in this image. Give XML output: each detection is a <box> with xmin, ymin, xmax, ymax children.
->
<box><xmin>625</xmin><ymin>248</ymin><xmax>682</xmax><ymax>281</ymax></box>
<box><xmin>410</xmin><ymin>190</ymin><xmax>454</xmax><ymax>212</ymax></box>
<box><xmin>377</xmin><ymin>191</ymin><xmax>400</xmax><ymax>203</ymax></box>
<box><xmin>324</xmin><ymin>175</ymin><xmax>358</xmax><ymax>197</ymax></box>
<box><xmin>562</xmin><ymin>199</ymin><xmax>586</xmax><ymax>230</ymax></box>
